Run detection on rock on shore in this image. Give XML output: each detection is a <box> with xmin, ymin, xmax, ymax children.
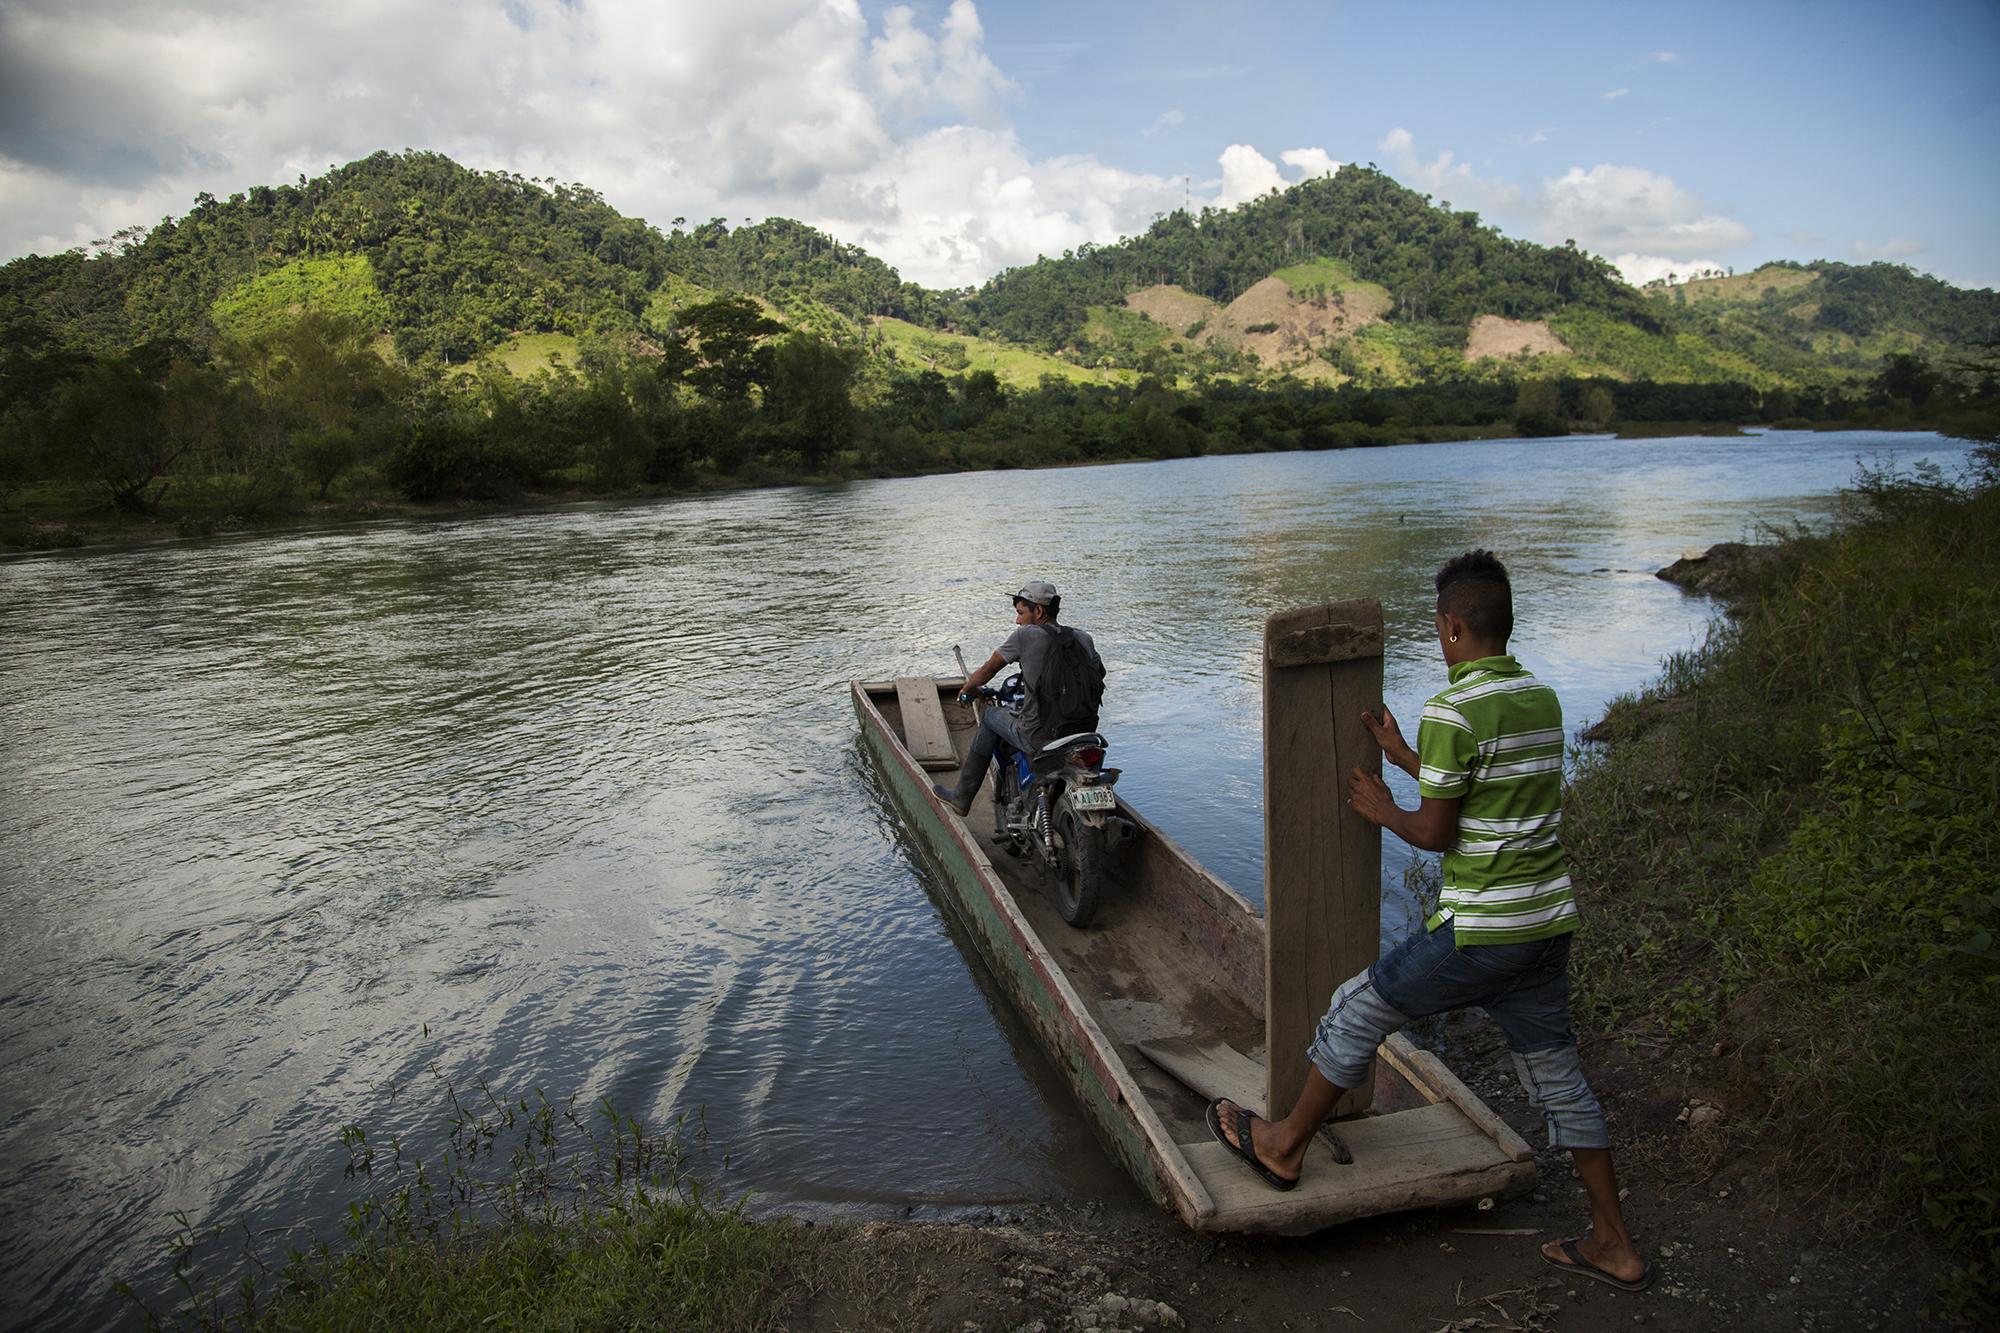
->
<box><xmin>1655</xmin><ymin>541</ymin><xmax>1781</xmax><ymax>599</ymax></box>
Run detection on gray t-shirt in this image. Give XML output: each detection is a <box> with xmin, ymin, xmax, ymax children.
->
<box><xmin>998</xmin><ymin>622</ymin><xmax>1101</xmax><ymax>749</ymax></box>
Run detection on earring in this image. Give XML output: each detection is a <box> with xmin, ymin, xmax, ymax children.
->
<box><xmin>1449</xmin><ymin>633</ymin><xmax>1458</xmax><ymax>643</ymax></box>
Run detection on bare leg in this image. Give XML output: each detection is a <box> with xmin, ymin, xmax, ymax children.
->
<box><xmin>1541</xmin><ymin>1147</ymin><xmax>1646</xmax><ymax>1283</ymax></box>
<box><xmin>1213</xmin><ymin>1066</ymin><xmax>1345</xmax><ymax>1182</ymax></box>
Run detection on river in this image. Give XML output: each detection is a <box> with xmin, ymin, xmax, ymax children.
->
<box><xmin>0</xmin><ymin>429</ymin><xmax>1972</xmax><ymax>1327</ymax></box>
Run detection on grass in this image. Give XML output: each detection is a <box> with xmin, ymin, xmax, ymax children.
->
<box><xmin>1082</xmin><ymin>303</ymin><xmax>1182</xmax><ymax>356</ymax></box>
<box><xmin>211</xmin><ymin>256</ymin><xmax>392</xmax><ymax>342</ymax></box>
<box><xmin>127</xmin><ymin>1080</ymin><xmax>840</xmax><ymax>1332</ymax></box>
<box><xmin>871</xmin><ymin>317</ymin><xmax>1133</xmax><ymax>388</ymax></box>
<box><xmin>1562</xmin><ymin>448</ymin><xmax>2000</xmax><ymax>1316</ymax></box>
<box><xmin>485</xmin><ymin>332</ymin><xmax>581</xmax><ymax>377</ymax></box>
<box><xmin>1272</xmin><ymin>256</ymin><xmax>1365</xmax><ymax>298</ymax></box>
<box><xmin>1549</xmin><ymin>308</ymin><xmax>1780</xmax><ymax>387</ymax></box>
<box><xmin>1653</xmin><ymin>265</ymin><xmax>1821</xmax><ymax>305</ymax></box>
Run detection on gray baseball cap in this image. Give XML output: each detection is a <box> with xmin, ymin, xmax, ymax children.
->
<box><xmin>1013</xmin><ymin>580</ymin><xmax>1058</xmax><ymax>606</ymax></box>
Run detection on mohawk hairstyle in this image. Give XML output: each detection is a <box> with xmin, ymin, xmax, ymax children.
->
<box><xmin>1434</xmin><ymin>550</ymin><xmax>1514</xmax><ymax>644</ymax></box>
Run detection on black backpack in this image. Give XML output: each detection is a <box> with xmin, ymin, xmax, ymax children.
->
<box><xmin>1038</xmin><ymin>625</ymin><xmax>1105</xmax><ymax>737</ymax></box>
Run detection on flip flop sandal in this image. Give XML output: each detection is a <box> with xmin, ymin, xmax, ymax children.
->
<box><xmin>1543</xmin><ymin>1238</ymin><xmax>1656</xmax><ymax>1292</ymax></box>
<box><xmin>1205</xmin><ymin>1099</ymin><xmax>1299</xmax><ymax>1191</ymax></box>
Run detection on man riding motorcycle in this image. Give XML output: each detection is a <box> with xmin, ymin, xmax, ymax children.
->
<box><xmin>932</xmin><ymin>580</ymin><xmax>1104</xmax><ymax>818</ymax></box>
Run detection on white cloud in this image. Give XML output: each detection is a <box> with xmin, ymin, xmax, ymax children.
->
<box><xmin>1611</xmin><ymin>253</ymin><xmax>1722</xmax><ymax>287</ymax></box>
<box><xmin>1214</xmin><ymin>144</ymin><xmax>1288</xmax><ymax>208</ymax></box>
<box><xmin>1852</xmin><ymin>236</ymin><xmax>1926</xmax><ymax>260</ymax></box>
<box><xmin>1375</xmin><ymin>127</ymin><xmax>1519</xmax><ymax>211</ymax></box>
<box><xmin>0</xmin><ymin>0</ymin><xmax>1143</xmax><ymax>287</ymax></box>
<box><xmin>1144</xmin><ymin>109</ymin><xmax>1186</xmax><ymax>138</ymax></box>
<box><xmin>869</xmin><ymin>0</ymin><xmax>1010</xmax><ymax>119</ymax></box>
<box><xmin>1208</xmin><ymin>144</ymin><xmax>1340</xmax><ymax>211</ymax></box>
<box><xmin>1280</xmin><ymin>147</ymin><xmax>1340</xmax><ymax>179</ymax></box>
<box><xmin>1603</xmin><ymin>87</ymin><xmax>1630</xmax><ymax>100</ymax></box>
<box><xmin>820</xmin><ymin>125</ymin><xmax>1178</xmax><ymax>286</ymax></box>
<box><xmin>1535</xmin><ymin>163</ymin><xmax>1751</xmax><ymax>257</ymax></box>
<box><xmin>1650</xmin><ymin>51</ymin><xmax>1679</xmax><ymax>63</ymax></box>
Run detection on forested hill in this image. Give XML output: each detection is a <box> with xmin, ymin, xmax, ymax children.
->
<box><xmin>0</xmin><ymin>150</ymin><xmax>936</xmax><ymax>364</ymax></box>
<box><xmin>3</xmin><ymin>148</ymin><xmax>1995</xmax><ymax>390</ymax></box>
<box><xmin>956</xmin><ymin>167</ymin><xmax>1653</xmax><ymax>346</ymax></box>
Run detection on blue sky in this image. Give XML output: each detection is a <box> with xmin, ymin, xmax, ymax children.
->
<box><xmin>963</xmin><ymin>0</ymin><xmax>2000</xmax><ymax>287</ymax></box>
<box><xmin>2</xmin><ymin>0</ymin><xmax>1995</xmax><ymax>290</ymax></box>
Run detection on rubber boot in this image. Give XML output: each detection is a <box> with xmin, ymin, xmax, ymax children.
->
<box><xmin>931</xmin><ymin>781</ymin><xmax>974</xmax><ymax>818</ymax></box>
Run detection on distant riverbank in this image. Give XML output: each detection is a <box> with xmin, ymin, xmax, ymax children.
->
<box><xmin>0</xmin><ymin>415</ymin><xmax>1946</xmax><ymax>557</ymax></box>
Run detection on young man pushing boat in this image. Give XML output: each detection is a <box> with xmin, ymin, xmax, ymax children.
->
<box><xmin>933</xmin><ymin>579</ymin><xmax>1104</xmax><ymax>818</ymax></box>
<box><xmin>1208</xmin><ymin>551</ymin><xmax>1653</xmax><ymax>1293</ymax></box>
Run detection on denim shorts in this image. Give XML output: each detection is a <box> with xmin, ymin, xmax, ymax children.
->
<box><xmin>1373</xmin><ymin>921</ymin><xmax>1577</xmax><ymax>1049</ymax></box>
<box><xmin>1304</xmin><ymin>921</ymin><xmax>1609</xmax><ymax>1150</ymax></box>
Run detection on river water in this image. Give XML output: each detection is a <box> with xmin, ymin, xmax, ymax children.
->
<box><xmin>0</xmin><ymin>430</ymin><xmax>1971</xmax><ymax>1326</ymax></box>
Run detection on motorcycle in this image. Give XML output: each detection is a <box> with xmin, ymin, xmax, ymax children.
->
<box><xmin>969</xmin><ymin>672</ymin><xmax>1122</xmax><ymax>928</ymax></box>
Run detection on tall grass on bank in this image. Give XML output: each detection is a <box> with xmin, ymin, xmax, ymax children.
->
<box><xmin>124</xmin><ymin>1078</ymin><xmax>830</xmax><ymax>1331</ymax></box>
<box><xmin>1563</xmin><ymin>447</ymin><xmax>2000</xmax><ymax>1313</ymax></box>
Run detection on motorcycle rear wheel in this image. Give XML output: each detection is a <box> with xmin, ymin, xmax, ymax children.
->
<box><xmin>1052</xmin><ymin>804</ymin><xmax>1103</xmax><ymax>928</ymax></box>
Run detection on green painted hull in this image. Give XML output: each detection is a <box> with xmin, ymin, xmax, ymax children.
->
<box><xmin>853</xmin><ymin>686</ymin><xmax>1178</xmax><ymax>1214</ymax></box>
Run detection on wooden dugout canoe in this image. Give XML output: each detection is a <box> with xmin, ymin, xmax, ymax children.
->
<box><xmin>852</xmin><ymin>673</ymin><xmax>1539</xmax><ymax>1234</ymax></box>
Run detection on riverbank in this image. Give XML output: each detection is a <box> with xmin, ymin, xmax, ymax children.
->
<box><xmin>132</xmin><ymin>446</ymin><xmax>1996</xmax><ymax>1330</ymax></box>
<box><xmin>0</xmin><ymin>415</ymin><xmax>1962</xmax><ymax>556</ymax></box>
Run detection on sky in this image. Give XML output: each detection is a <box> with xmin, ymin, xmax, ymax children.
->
<box><xmin>2</xmin><ymin>0</ymin><xmax>1996</xmax><ymax>292</ymax></box>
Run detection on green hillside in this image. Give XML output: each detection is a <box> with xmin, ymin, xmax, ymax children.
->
<box><xmin>4</xmin><ymin>150</ymin><xmax>1994</xmax><ymax>395</ymax></box>
<box><xmin>2</xmin><ymin>149</ymin><xmax>1996</xmax><ymax>550</ymax></box>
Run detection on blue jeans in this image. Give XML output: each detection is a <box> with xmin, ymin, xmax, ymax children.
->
<box><xmin>949</xmin><ymin>706</ymin><xmax>1026</xmax><ymax>803</ymax></box>
<box><xmin>1304</xmin><ymin>922</ymin><xmax>1609</xmax><ymax>1150</ymax></box>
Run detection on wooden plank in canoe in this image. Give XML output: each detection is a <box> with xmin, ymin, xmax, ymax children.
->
<box><xmin>1262</xmin><ymin>598</ymin><xmax>1383</xmax><ymax>1120</ymax></box>
<box><xmin>1181</xmin><ymin>1101</ymin><xmax>1521</xmax><ymax>1232</ymax></box>
<box><xmin>894</xmin><ymin>677</ymin><xmax>959</xmax><ymax>770</ymax></box>
<box><xmin>1136</xmin><ymin>1035</ymin><xmax>1266</xmax><ymax>1117</ymax></box>
<box><xmin>1380</xmin><ymin>1033</ymin><xmax>1536</xmax><ymax>1163</ymax></box>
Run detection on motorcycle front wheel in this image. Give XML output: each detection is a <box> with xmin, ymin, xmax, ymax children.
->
<box><xmin>1052</xmin><ymin>804</ymin><xmax>1103</xmax><ymax>928</ymax></box>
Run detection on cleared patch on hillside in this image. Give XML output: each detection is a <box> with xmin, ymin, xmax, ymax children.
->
<box><xmin>641</xmin><ymin>273</ymin><xmax>718</xmax><ymax>330</ymax></box>
<box><xmin>211</xmin><ymin>255</ymin><xmax>391</xmax><ymax>341</ymax></box>
<box><xmin>486</xmin><ymin>332</ymin><xmax>580</xmax><ymax>377</ymax></box>
<box><xmin>872</xmin><ymin>318</ymin><xmax>1132</xmax><ymax>389</ymax></box>
<box><xmin>1272</xmin><ymin>256</ymin><xmax>1364</xmax><ymax>299</ymax></box>
<box><xmin>1123</xmin><ymin>285</ymin><xmax>1219</xmax><ymax>335</ymax></box>
<box><xmin>1084</xmin><ymin>303</ymin><xmax>1183</xmax><ymax>354</ymax></box>
<box><xmin>1464</xmin><ymin>316</ymin><xmax>1572</xmax><ymax>361</ymax></box>
<box><xmin>1211</xmin><ymin>274</ymin><xmax>1391</xmax><ymax>366</ymax></box>
<box><xmin>1655</xmin><ymin>265</ymin><xmax>1820</xmax><ymax>305</ymax></box>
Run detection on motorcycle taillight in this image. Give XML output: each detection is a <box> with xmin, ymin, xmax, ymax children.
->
<box><xmin>1072</xmin><ymin>747</ymin><xmax>1105</xmax><ymax>769</ymax></box>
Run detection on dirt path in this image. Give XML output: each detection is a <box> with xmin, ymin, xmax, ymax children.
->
<box><xmin>799</xmin><ymin>1015</ymin><xmax>1938</xmax><ymax>1330</ymax></box>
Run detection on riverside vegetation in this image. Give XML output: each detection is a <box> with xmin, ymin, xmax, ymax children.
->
<box><xmin>4</xmin><ymin>151</ymin><xmax>1998</xmax><ymax>549</ymax></box>
<box><xmin>125</xmin><ymin>450</ymin><xmax>1999</xmax><ymax>1328</ymax></box>
<box><xmin>1564</xmin><ymin>446</ymin><xmax>2000</xmax><ymax>1317</ymax></box>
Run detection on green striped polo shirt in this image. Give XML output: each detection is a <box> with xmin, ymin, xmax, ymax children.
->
<box><xmin>1415</xmin><ymin>654</ymin><xmax>1579</xmax><ymax>944</ymax></box>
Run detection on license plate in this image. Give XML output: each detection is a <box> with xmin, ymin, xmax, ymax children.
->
<box><xmin>1070</xmin><ymin>786</ymin><xmax>1117</xmax><ymax>812</ymax></box>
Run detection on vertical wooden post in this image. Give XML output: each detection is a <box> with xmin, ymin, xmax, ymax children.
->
<box><xmin>1263</xmin><ymin>598</ymin><xmax>1384</xmax><ymax>1120</ymax></box>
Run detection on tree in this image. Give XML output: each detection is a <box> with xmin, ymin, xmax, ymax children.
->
<box><xmin>667</xmin><ymin>295</ymin><xmax>782</xmax><ymax>403</ymax></box>
<box><xmin>768</xmin><ymin>332</ymin><xmax>862</xmax><ymax>468</ymax></box>
<box><xmin>48</xmin><ymin>355</ymin><xmax>177</xmax><ymax>511</ymax></box>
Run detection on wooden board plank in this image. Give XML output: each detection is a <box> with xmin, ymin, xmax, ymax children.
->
<box><xmin>1180</xmin><ymin>1101</ymin><xmax>1531</xmax><ymax>1233</ymax></box>
<box><xmin>1380</xmin><ymin>1033</ymin><xmax>1536</xmax><ymax>1164</ymax></box>
<box><xmin>1136</xmin><ymin>1036</ymin><xmax>1266</xmax><ymax>1117</ymax></box>
<box><xmin>1262</xmin><ymin>598</ymin><xmax>1383</xmax><ymax>1121</ymax></box>
<box><xmin>894</xmin><ymin>676</ymin><xmax>959</xmax><ymax>769</ymax></box>
<box><xmin>1267</xmin><ymin>620</ymin><xmax>1385</xmax><ymax>669</ymax></box>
